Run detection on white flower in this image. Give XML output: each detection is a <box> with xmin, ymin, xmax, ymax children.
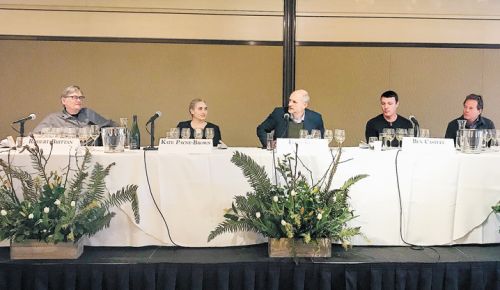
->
<box><xmin>315</xmin><ymin>195</ymin><xmax>320</xmax><ymax>200</ymax></box>
<box><xmin>255</xmin><ymin>212</ymin><xmax>261</xmax><ymax>218</ymax></box>
<box><xmin>28</xmin><ymin>213</ymin><xmax>34</xmax><ymax>219</ymax></box>
<box><xmin>273</xmin><ymin>196</ymin><xmax>278</xmax><ymax>202</ymax></box>
<box><xmin>290</xmin><ymin>190</ymin><xmax>297</xmax><ymax>197</ymax></box>
<box><xmin>43</xmin><ymin>207</ymin><xmax>50</xmax><ymax>214</ymax></box>
<box><xmin>70</xmin><ymin>201</ymin><xmax>76</xmax><ymax>207</ymax></box>
<box><xmin>281</xmin><ymin>220</ymin><xmax>287</xmax><ymax>226</ymax></box>
<box><xmin>54</xmin><ymin>199</ymin><xmax>61</xmax><ymax>206</ymax></box>
<box><xmin>0</xmin><ymin>210</ymin><xmax>6</xmax><ymax>216</ymax></box>
<box><xmin>317</xmin><ymin>213</ymin><xmax>323</xmax><ymax>220</ymax></box>
<box><xmin>42</xmin><ymin>229</ymin><xmax>47</xmax><ymax>233</ymax></box>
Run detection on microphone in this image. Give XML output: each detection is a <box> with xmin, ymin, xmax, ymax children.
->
<box><xmin>145</xmin><ymin>111</ymin><xmax>162</xmax><ymax>125</ymax></box>
<box><xmin>12</xmin><ymin>113</ymin><xmax>36</xmax><ymax>124</ymax></box>
<box><xmin>283</xmin><ymin>113</ymin><xmax>290</xmax><ymax>121</ymax></box>
<box><xmin>409</xmin><ymin>115</ymin><xmax>419</xmax><ymax>127</ymax></box>
<box><xmin>409</xmin><ymin>115</ymin><xmax>420</xmax><ymax>137</ymax></box>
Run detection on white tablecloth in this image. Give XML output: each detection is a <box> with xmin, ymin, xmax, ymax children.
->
<box><xmin>1</xmin><ymin>147</ymin><xmax>498</xmax><ymax>247</ymax></box>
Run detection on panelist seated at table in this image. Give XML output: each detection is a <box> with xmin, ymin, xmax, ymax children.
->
<box><xmin>176</xmin><ymin>98</ymin><xmax>222</xmax><ymax>146</ymax></box>
<box><xmin>33</xmin><ymin>85</ymin><xmax>117</xmax><ymax>134</ymax></box>
<box><xmin>256</xmin><ymin>89</ymin><xmax>325</xmax><ymax>148</ymax></box>
<box><xmin>365</xmin><ymin>90</ymin><xmax>413</xmax><ymax>147</ymax></box>
<box><xmin>445</xmin><ymin>94</ymin><xmax>495</xmax><ymax>142</ymax></box>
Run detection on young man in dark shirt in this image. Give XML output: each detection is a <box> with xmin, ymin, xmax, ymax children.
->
<box><xmin>365</xmin><ymin>90</ymin><xmax>413</xmax><ymax>146</ymax></box>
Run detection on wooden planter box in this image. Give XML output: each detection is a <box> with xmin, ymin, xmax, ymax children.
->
<box><xmin>10</xmin><ymin>240</ymin><xmax>84</xmax><ymax>260</ymax></box>
<box><xmin>268</xmin><ymin>238</ymin><xmax>331</xmax><ymax>257</ymax></box>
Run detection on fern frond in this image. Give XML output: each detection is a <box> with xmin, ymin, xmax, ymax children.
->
<box><xmin>81</xmin><ymin>162</ymin><xmax>114</xmax><ymax>207</ymax></box>
<box><xmin>231</xmin><ymin>151</ymin><xmax>271</xmax><ymax>194</ymax></box>
<box><xmin>340</xmin><ymin>174</ymin><xmax>369</xmax><ymax>191</ymax></box>
<box><xmin>102</xmin><ymin>185</ymin><xmax>140</xmax><ymax>223</ymax></box>
<box><xmin>208</xmin><ymin>219</ymin><xmax>259</xmax><ymax>242</ymax></box>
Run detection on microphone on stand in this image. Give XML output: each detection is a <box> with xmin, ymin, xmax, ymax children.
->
<box><xmin>144</xmin><ymin>111</ymin><xmax>162</xmax><ymax>151</ymax></box>
<box><xmin>12</xmin><ymin>113</ymin><xmax>36</xmax><ymax>124</ymax></box>
<box><xmin>409</xmin><ymin>115</ymin><xmax>420</xmax><ymax>137</ymax></box>
<box><xmin>145</xmin><ymin>111</ymin><xmax>162</xmax><ymax>125</ymax></box>
<box><xmin>12</xmin><ymin>113</ymin><xmax>36</xmax><ymax>137</ymax></box>
<box><xmin>280</xmin><ymin>111</ymin><xmax>291</xmax><ymax>139</ymax></box>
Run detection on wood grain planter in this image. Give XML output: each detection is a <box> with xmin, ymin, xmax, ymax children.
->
<box><xmin>10</xmin><ymin>240</ymin><xmax>84</xmax><ymax>260</ymax></box>
<box><xmin>268</xmin><ymin>238</ymin><xmax>331</xmax><ymax>257</ymax></box>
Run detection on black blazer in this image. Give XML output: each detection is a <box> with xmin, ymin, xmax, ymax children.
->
<box><xmin>256</xmin><ymin>107</ymin><xmax>325</xmax><ymax>147</ymax></box>
<box><xmin>176</xmin><ymin>121</ymin><xmax>222</xmax><ymax>147</ymax></box>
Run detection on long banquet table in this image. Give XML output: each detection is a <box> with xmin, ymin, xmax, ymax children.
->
<box><xmin>0</xmin><ymin>146</ymin><xmax>498</xmax><ymax>247</ymax></box>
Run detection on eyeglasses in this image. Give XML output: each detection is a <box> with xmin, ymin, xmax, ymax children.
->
<box><xmin>65</xmin><ymin>95</ymin><xmax>85</xmax><ymax>101</ymax></box>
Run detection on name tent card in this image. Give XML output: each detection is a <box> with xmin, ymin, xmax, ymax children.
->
<box><xmin>21</xmin><ymin>137</ymin><xmax>80</xmax><ymax>154</ymax></box>
<box><xmin>276</xmin><ymin>138</ymin><xmax>330</xmax><ymax>156</ymax></box>
<box><xmin>402</xmin><ymin>137</ymin><xmax>455</xmax><ymax>153</ymax></box>
<box><xmin>159</xmin><ymin>138</ymin><xmax>213</xmax><ymax>154</ymax></box>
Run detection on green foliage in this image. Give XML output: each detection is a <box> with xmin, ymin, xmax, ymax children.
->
<box><xmin>0</xmin><ymin>138</ymin><xmax>140</xmax><ymax>243</ymax></box>
<box><xmin>208</xmin><ymin>147</ymin><xmax>368</xmax><ymax>247</ymax></box>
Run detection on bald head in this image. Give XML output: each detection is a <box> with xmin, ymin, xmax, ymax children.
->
<box><xmin>288</xmin><ymin>89</ymin><xmax>310</xmax><ymax>118</ymax></box>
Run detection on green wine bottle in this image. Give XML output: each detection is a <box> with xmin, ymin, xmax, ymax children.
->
<box><xmin>130</xmin><ymin>115</ymin><xmax>140</xmax><ymax>150</ymax></box>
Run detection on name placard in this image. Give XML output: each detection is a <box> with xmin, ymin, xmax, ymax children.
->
<box><xmin>159</xmin><ymin>138</ymin><xmax>213</xmax><ymax>154</ymax></box>
<box><xmin>402</xmin><ymin>137</ymin><xmax>455</xmax><ymax>153</ymax></box>
<box><xmin>276</xmin><ymin>138</ymin><xmax>330</xmax><ymax>156</ymax></box>
<box><xmin>21</xmin><ymin>137</ymin><xmax>81</xmax><ymax>154</ymax></box>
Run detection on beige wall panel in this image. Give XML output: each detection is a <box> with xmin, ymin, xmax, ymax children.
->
<box><xmin>0</xmin><ymin>0</ymin><xmax>282</xmax><ymax>13</ymax></box>
<box><xmin>297</xmin><ymin>47</ymin><xmax>391</xmax><ymax>146</ymax></box>
<box><xmin>297</xmin><ymin>17</ymin><xmax>500</xmax><ymax>44</ymax></box>
<box><xmin>298</xmin><ymin>0</ymin><xmax>500</xmax><ymax>18</ymax></box>
<box><xmin>297</xmin><ymin>46</ymin><xmax>499</xmax><ymax>146</ymax></box>
<box><xmin>0</xmin><ymin>10</ymin><xmax>283</xmax><ymax>41</ymax></box>
<box><xmin>389</xmin><ymin>48</ymin><xmax>486</xmax><ymax>138</ymax></box>
<box><xmin>0</xmin><ymin>40</ymin><xmax>282</xmax><ymax>147</ymax></box>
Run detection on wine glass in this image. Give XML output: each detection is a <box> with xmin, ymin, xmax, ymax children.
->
<box><xmin>482</xmin><ymin>129</ymin><xmax>492</xmax><ymax>150</ymax></box>
<box><xmin>169</xmin><ymin>128</ymin><xmax>180</xmax><ymax>139</ymax></box>
<box><xmin>311</xmin><ymin>129</ymin><xmax>321</xmax><ymax>139</ymax></box>
<box><xmin>383</xmin><ymin>128</ymin><xmax>395</xmax><ymax>148</ymax></box>
<box><xmin>78</xmin><ymin>126</ymin><xmax>90</xmax><ymax>146</ymax></box>
<box><xmin>334</xmin><ymin>129</ymin><xmax>345</xmax><ymax>145</ymax></box>
<box><xmin>181</xmin><ymin>128</ymin><xmax>191</xmax><ymax>139</ymax></box>
<box><xmin>395</xmin><ymin>128</ymin><xmax>407</xmax><ymax>148</ymax></box>
<box><xmin>419</xmin><ymin>128</ymin><xmax>430</xmax><ymax>138</ymax></box>
<box><xmin>194</xmin><ymin>128</ymin><xmax>203</xmax><ymax>139</ymax></box>
<box><xmin>205</xmin><ymin>128</ymin><xmax>215</xmax><ymax>140</ymax></box>
<box><xmin>299</xmin><ymin>129</ymin><xmax>309</xmax><ymax>139</ymax></box>
<box><xmin>89</xmin><ymin>125</ymin><xmax>100</xmax><ymax>146</ymax></box>
<box><xmin>323</xmin><ymin>129</ymin><xmax>333</xmax><ymax>145</ymax></box>
<box><xmin>63</xmin><ymin>127</ymin><xmax>77</xmax><ymax>139</ymax></box>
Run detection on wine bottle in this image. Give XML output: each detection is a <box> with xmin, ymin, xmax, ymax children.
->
<box><xmin>130</xmin><ymin>115</ymin><xmax>140</xmax><ymax>150</ymax></box>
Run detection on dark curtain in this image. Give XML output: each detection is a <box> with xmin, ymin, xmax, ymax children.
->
<box><xmin>0</xmin><ymin>261</ymin><xmax>498</xmax><ymax>290</ymax></box>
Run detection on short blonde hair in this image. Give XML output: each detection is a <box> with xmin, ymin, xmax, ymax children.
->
<box><xmin>189</xmin><ymin>98</ymin><xmax>206</xmax><ymax>115</ymax></box>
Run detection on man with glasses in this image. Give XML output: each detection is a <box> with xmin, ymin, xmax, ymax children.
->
<box><xmin>33</xmin><ymin>85</ymin><xmax>116</xmax><ymax>133</ymax></box>
<box><xmin>445</xmin><ymin>94</ymin><xmax>495</xmax><ymax>141</ymax></box>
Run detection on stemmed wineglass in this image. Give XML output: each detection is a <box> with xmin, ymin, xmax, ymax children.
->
<box><xmin>181</xmin><ymin>128</ymin><xmax>191</xmax><ymax>139</ymax></box>
<box><xmin>482</xmin><ymin>129</ymin><xmax>492</xmax><ymax>150</ymax></box>
<box><xmin>383</xmin><ymin>128</ymin><xmax>395</xmax><ymax>148</ymax></box>
<box><xmin>395</xmin><ymin>128</ymin><xmax>407</xmax><ymax>148</ymax></box>
<box><xmin>205</xmin><ymin>128</ymin><xmax>215</xmax><ymax>140</ymax></box>
<box><xmin>89</xmin><ymin>125</ymin><xmax>100</xmax><ymax>146</ymax></box>
<box><xmin>299</xmin><ymin>129</ymin><xmax>309</xmax><ymax>139</ymax></box>
<box><xmin>78</xmin><ymin>126</ymin><xmax>90</xmax><ymax>146</ymax></box>
<box><xmin>194</xmin><ymin>128</ymin><xmax>203</xmax><ymax>139</ymax></box>
<box><xmin>323</xmin><ymin>129</ymin><xmax>333</xmax><ymax>146</ymax></box>
<box><xmin>334</xmin><ymin>129</ymin><xmax>345</xmax><ymax>146</ymax></box>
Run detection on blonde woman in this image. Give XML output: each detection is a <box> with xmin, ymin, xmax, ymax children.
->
<box><xmin>176</xmin><ymin>98</ymin><xmax>222</xmax><ymax>146</ymax></box>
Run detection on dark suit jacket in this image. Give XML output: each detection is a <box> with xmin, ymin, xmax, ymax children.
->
<box><xmin>256</xmin><ymin>107</ymin><xmax>325</xmax><ymax>147</ymax></box>
<box><xmin>445</xmin><ymin>115</ymin><xmax>495</xmax><ymax>142</ymax></box>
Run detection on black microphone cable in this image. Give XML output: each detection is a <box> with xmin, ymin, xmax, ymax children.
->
<box><xmin>143</xmin><ymin>150</ymin><xmax>181</xmax><ymax>247</ymax></box>
<box><xmin>394</xmin><ymin>149</ymin><xmax>441</xmax><ymax>262</ymax></box>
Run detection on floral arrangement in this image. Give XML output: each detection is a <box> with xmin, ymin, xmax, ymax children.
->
<box><xmin>0</xmin><ymin>139</ymin><xmax>140</xmax><ymax>244</ymax></box>
<box><xmin>208</xmin><ymin>146</ymin><xmax>367</xmax><ymax>248</ymax></box>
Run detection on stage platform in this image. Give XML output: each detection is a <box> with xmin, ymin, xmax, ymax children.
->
<box><xmin>0</xmin><ymin>244</ymin><xmax>499</xmax><ymax>289</ymax></box>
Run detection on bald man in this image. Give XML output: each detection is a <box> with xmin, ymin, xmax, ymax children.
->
<box><xmin>256</xmin><ymin>89</ymin><xmax>325</xmax><ymax>148</ymax></box>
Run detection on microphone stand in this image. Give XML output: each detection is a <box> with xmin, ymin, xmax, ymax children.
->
<box><xmin>19</xmin><ymin>121</ymin><xmax>26</xmax><ymax>138</ymax></box>
<box><xmin>143</xmin><ymin>120</ymin><xmax>158</xmax><ymax>151</ymax></box>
